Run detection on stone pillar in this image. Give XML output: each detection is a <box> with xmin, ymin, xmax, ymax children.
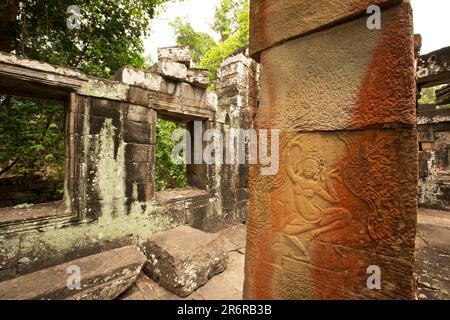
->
<box><xmin>208</xmin><ymin>48</ymin><xmax>260</xmax><ymax>226</ymax></box>
<box><xmin>245</xmin><ymin>1</ymin><xmax>418</xmax><ymax>299</ymax></box>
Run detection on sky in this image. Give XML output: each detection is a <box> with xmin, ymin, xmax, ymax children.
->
<box><xmin>143</xmin><ymin>0</ymin><xmax>450</xmax><ymax>60</ymax></box>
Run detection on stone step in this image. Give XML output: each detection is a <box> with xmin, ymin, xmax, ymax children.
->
<box><xmin>141</xmin><ymin>226</ymin><xmax>228</xmax><ymax>298</ymax></box>
<box><xmin>0</xmin><ymin>245</ymin><xmax>146</xmax><ymax>300</ymax></box>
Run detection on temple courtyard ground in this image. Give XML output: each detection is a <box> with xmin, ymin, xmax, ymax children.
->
<box><xmin>120</xmin><ymin>208</ymin><xmax>450</xmax><ymax>300</ymax></box>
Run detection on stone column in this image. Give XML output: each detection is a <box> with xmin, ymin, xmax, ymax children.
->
<box><xmin>245</xmin><ymin>0</ymin><xmax>418</xmax><ymax>299</ymax></box>
<box><xmin>208</xmin><ymin>48</ymin><xmax>260</xmax><ymax>226</ymax></box>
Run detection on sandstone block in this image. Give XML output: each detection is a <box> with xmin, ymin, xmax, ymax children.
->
<box><xmin>255</xmin><ymin>4</ymin><xmax>415</xmax><ymax>131</ymax></box>
<box><xmin>128</xmin><ymin>86</ymin><xmax>150</xmax><ymax>107</ymax></box>
<box><xmin>250</xmin><ymin>0</ymin><xmax>401</xmax><ymax>59</ymax></box>
<box><xmin>142</xmin><ymin>226</ymin><xmax>228</xmax><ymax>297</ymax></box>
<box><xmin>127</xmin><ymin>104</ymin><xmax>156</xmax><ymax>124</ymax></box>
<box><xmin>158</xmin><ymin>46</ymin><xmax>192</xmax><ymax>67</ymax></box>
<box><xmin>245</xmin><ymin>129</ymin><xmax>418</xmax><ymax>299</ymax></box>
<box><xmin>0</xmin><ymin>246</ymin><xmax>146</xmax><ymax>300</ymax></box>
<box><xmin>113</xmin><ymin>67</ymin><xmax>163</xmax><ymax>92</ymax></box>
<box><xmin>154</xmin><ymin>59</ymin><xmax>188</xmax><ymax>81</ymax></box>
<box><xmin>186</xmin><ymin>68</ymin><xmax>209</xmax><ymax>88</ymax></box>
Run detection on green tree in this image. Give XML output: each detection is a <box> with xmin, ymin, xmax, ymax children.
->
<box><xmin>0</xmin><ymin>96</ymin><xmax>65</xmax><ymax>180</ymax></box>
<box><xmin>170</xmin><ymin>17</ymin><xmax>216</xmax><ymax>65</ymax></box>
<box><xmin>418</xmin><ymin>87</ymin><xmax>437</xmax><ymax>105</ymax></box>
<box><xmin>155</xmin><ymin>119</ymin><xmax>187</xmax><ymax>191</ymax></box>
<box><xmin>171</xmin><ymin>0</ymin><xmax>249</xmax><ymax>84</ymax></box>
<box><xmin>11</xmin><ymin>0</ymin><xmax>170</xmax><ymax>78</ymax></box>
<box><xmin>0</xmin><ymin>0</ymin><xmax>170</xmax><ymax>181</ymax></box>
<box><xmin>212</xmin><ymin>0</ymin><xmax>247</xmax><ymax>42</ymax></box>
<box><xmin>199</xmin><ymin>1</ymin><xmax>249</xmax><ymax>84</ymax></box>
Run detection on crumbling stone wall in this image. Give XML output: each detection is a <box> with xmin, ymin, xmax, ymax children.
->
<box><xmin>0</xmin><ymin>46</ymin><xmax>256</xmax><ymax>281</ymax></box>
<box><xmin>205</xmin><ymin>47</ymin><xmax>260</xmax><ymax>228</ymax></box>
<box><xmin>245</xmin><ymin>0</ymin><xmax>418</xmax><ymax>300</ymax></box>
<box><xmin>417</xmin><ymin>47</ymin><xmax>450</xmax><ymax>210</ymax></box>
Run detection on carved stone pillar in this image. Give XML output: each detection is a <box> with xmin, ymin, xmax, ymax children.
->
<box><xmin>245</xmin><ymin>0</ymin><xmax>418</xmax><ymax>299</ymax></box>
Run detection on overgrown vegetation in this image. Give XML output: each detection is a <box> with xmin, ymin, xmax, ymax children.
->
<box><xmin>0</xmin><ymin>0</ymin><xmax>170</xmax><ymax>186</ymax></box>
<box><xmin>0</xmin><ymin>96</ymin><xmax>65</xmax><ymax>181</ymax></box>
<box><xmin>155</xmin><ymin>119</ymin><xmax>187</xmax><ymax>191</ymax></box>
<box><xmin>0</xmin><ymin>0</ymin><xmax>248</xmax><ymax>193</ymax></box>
<box><xmin>419</xmin><ymin>85</ymin><xmax>450</xmax><ymax>109</ymax></box>
<box><xmin>12</xmin><ymin>0</ymin><xmax>170</xmax><ymax>77</ymax></box>
<box><xmin>171</xmin><ymin>0</ymin><xmax>249</xmax><ymax>84</ymax></box>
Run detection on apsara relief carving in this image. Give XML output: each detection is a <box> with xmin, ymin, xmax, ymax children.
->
<box><xmin>251</xmin><ymin>130</ymin><xmax>417</xmax><ymax>270</ymax></box>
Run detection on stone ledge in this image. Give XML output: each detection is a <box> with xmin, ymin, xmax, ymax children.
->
<box><xmin>0</xmin><ymin>245</ymin><xmax>146</xmax><ymax>300</ymax></box>
<box><xmin>155</xmin><ymin>188</ymin><xmax>209</xmax><ymax>205</ymax></box>
<box><xmin>250</xmin><ymin>0</ymin><xmax>402</xmax><ymax>59</ymax></box>
<box><xmin>158</xmin><ymin>46</ymin><xmax>192</xmax><ymax>68</ymax></box>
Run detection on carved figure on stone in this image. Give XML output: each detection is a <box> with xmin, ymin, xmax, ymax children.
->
<box><xmin>279</xmin><ymin>138</ymin><xmax>351</xmax><ymax>261</ymax></box>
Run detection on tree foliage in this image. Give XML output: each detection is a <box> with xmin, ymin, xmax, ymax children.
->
<box><xmin>170</xmin><ymin>17</ymin><xmax>216</xmax><ymax>66</ymax></box>
<box><xmin>0</xmin><ymin>96</ymin><xmax>65</xmax><ymax>179</ymax></box>
<box><xmin>13</xmin><ymin>0</ymin><xmax>169</xmax><ymax>78</ymax></box>
<box><xmin>155</xmin><ymin>119</ymin><xmax>187</xmax><ymax>191</ymax></box>
<box><xmin>171</xmin><ymin>0</ymin><xmax>249</xmax><ymax>84</ymax></box>
<box><xmin>0</xmin><ymin>1</ymin><xmax>169</xmax><ymax>182</ymax></box>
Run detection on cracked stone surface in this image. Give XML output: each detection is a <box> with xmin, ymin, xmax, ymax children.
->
<box><xmin>141</xmin><ymin>225</ymin><xmax>229</xmax><ymax>297</ymax></box>
<box><xmin>120</xmin><ymin>224</ymin><xmax>246</xmax><ymax>300</ymax></box>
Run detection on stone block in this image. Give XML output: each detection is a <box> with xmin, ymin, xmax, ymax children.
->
<box><xmin>245</xmin><ymin>128</ymin><xmax>418</xmax><ymax>299</ymax></box>
<box><xmin>250</xmin><ymin>0</ymin><xmax>401</xmax><ymax>59</ymax></box>
<box><xmin>142</xmin><ymin>226</ymin><xmax>228</xmax><ymax>297</ymax></box>
<box><xmin>154</xmin><ymin>59</ymin><xmax>188</xmax><ymax>81</ymax></box>
<box><xmin>125</xmin><ymin>143</ymin><xmax>154</xmax><ymax>163</ymax></box>
<box><xmin>113</xmin><ymin>67</ymin><xmax>163</xmax><ymax>92</ymax></box>
<box><xmin>128</xmin><ymin>86</ymin><xmax>150</xmax><ymax>107</ymax></box>
<box><xmin>79</xmin><ymin>78</ymin><xmax>130</xmax><ymax>102</ymax></box>
<box><xmin>124</xmin><ymin>121</ymin><xmax>155</xmax><ymax>145</ymax></box>
<box><xmin>127</xmin><ymin>104</ymin><xmax>156</xmax><ymax>124</ymax></box>
<box><xmin>125</xmin><ymin>161</ymin><xmax>152</xmax><ymax>182</ymax></box>
<box><xmin>158</xmin><ymin>46</ymin><xmax>192</xmax><ymax>67</ymax></box>
<box><xmin>255</xmin><ymin>4</ymin><xmax>415</xmax><ymax>131</ymax></box>
<box><xmin>186</xmin><ymin>68</ymin><xmax>209</xmax><ymax>88</ymax></box>
<box><xmin>0</xmin><ymin>246</ymin><xmax>146</xmax><ymax>300</ymax></box>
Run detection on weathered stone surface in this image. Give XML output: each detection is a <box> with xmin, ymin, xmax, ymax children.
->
<box><xmin>0</xmin><ymin>44</ymin><xmax>247</xmax><ymax>289</ymax></box>
<box><xmin>0</xmin><ymin>246</ymin><xmax>146</xmax><ymax>300</ymax></box>
<box><xmin>418</xmin><ymin>121</ymin><xmax>450</xmax><ymax>210</ymax></box>
<box><xmin>418</xmin><ymin>105</ymin><xmax>450</xmax><ymax>125</ymax></box>
<box><xmin>0</xmin><ymin>51</ymin><xmax>89</xmax><ymax>100</ymax></box>
<box><xmin>113</xmin><ymin>67</ymin><xmax>163</xmax><ymax>91</ymax></box>
<box><xmin>128</xmin><ymin>86</ymin><xmax>150</xmax><ymax>106</ymax></box>
<box><xmin>0</xmin><ymin>52</ymin><xmax>87</xmax><ymax>80</ymax></box>
<box><xmin>158</xmin><ymin>46</ymin><xmax>192</xmax><ymax>68</ymax></box>
<box><xmin>415</xmin><ymin>208</ymin><xmax>450</xmax><ymax>300</ymax></box>
<box><xmin>125</xmin><ymin>143</ymin><xmax>154</xmax><ymax>163</ymax></box>
<box><xmin>79</xmin><ymin>78</ymin><xmax>130</xmax><ymax>102</ymax></box>
<box><xmin>245</xmin><ymin>129</ymin><xmax>418</xmax><ymax>299</ymax></box>
<box><xmin>124</xmin><ymin>120</ymin><xmax>155</xmax><ymax>144</ymax></box>
<box><xmin>249</xmin><ymin>0</ymin><xmax>401</xmax><ymax>59</ymax></box>
<box><xmin>142</xmin><ymin>226</ymin><xmax>228</xmax><ymax>297</ymax></box>
<box><xmin>255</xmin><ymin>4</ymin><xmax>415</xmax><ymax>131</ymax></box>
<box><xmin>417</xmin><ymin>46</ymin><xmax>450</xmax><ymax>86</ymax></box>
<box><xmin>246</xmin><ymin>1</ymin><xmax>417</xmax><ymax>300</ymax></box>
<box><xmin>153</xmin><ymin>59</ymin><xmax>188</xmax><ymax>81</ymax></box>
<box><xmin>186</xmin><ymin>68</ymin><xmax>209</xmax><ymax>88</ymax></box>
<box><xmin>127</xmin><ymin>104</ymin><xmax>156</xmax><ymax>124</ymax></box>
